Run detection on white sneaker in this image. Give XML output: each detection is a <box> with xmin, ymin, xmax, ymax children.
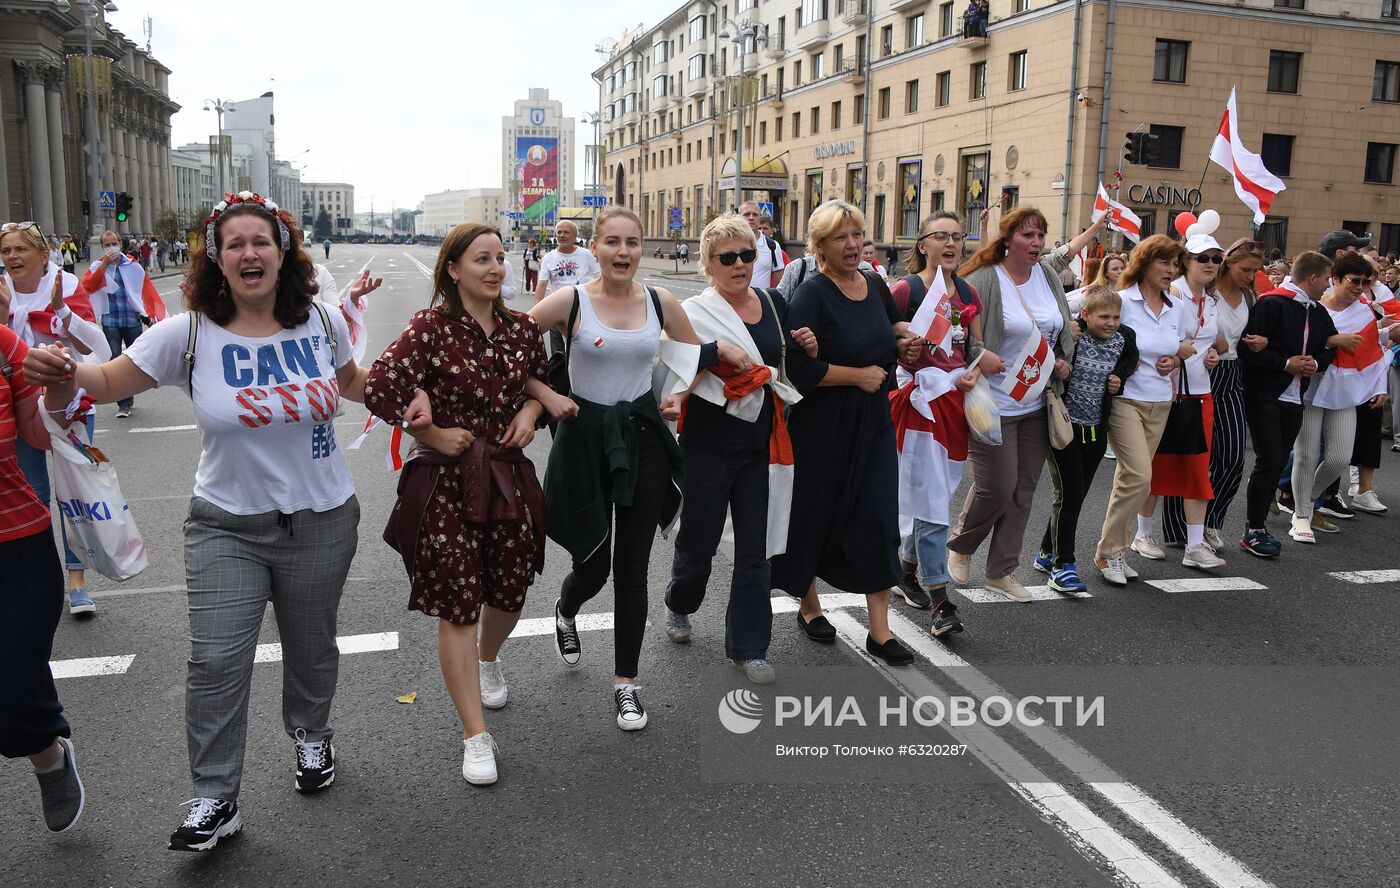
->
<box><xmin>479</xmin><ymin>659</ymin><xmax>508</xmax><ymax>710</ymax></box>
<box><xmin>948</xmin><ymin>550</ymin><xmax>972</xmax><ymax>584</ymax></box>
<box><xmin>1350</xmin><ymin>489</ymin><xmax>1388</xmax><ymax>513</ymax></box>
<box><xmin>1182</xmin><ymin>543</ymin><xmax>1226</xmax><ymax>570</ymax></box>
<box><xmin>985</xmin><ymin>574</ymin><xmax>1032</xmax><ymax>601</ymax></box>
<box><xmin>1122</xmin><ymin>559</ymin><xmax>1139</xmax><ymax>580</ymax></box>
<box><xmin>1203</xmin><ymin>528</ymin><xmax>1226</xmax><ymax>551</ymax></box>
<box><xmin>462</xmin><ymin>732</ymin><xmax>498</xmax><ymax>785</ymax></box>
<box><xmin>1130</xmin><ymin>534</ymin><xmax>1166</xmax><ymax>560</ymax></box>
<box><xmin>1288</xmin><ymin>514</ymin><xmax>1315</xmax><ymax>544</ymax></box>
<box><xmin>1095</xmin><ymin>556</ymin><xmax>1127</xmax><ymax>586</ymax></box>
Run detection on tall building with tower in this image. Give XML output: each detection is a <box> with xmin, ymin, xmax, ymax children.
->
<box><xmin>501</xmin><ymin>88</ymin><xmax>577</xmax><ymax>237</ymax></box>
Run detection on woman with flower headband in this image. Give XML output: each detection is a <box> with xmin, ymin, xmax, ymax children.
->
<box><xmin>24</xmin><ymin>192</ymin><xmax>424</xmax><ymax>853</ymax></box>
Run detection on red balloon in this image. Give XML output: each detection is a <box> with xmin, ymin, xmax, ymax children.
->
<box><xmin>1174</xmin><ymin>212</ymin><xmax>1198</xmax><ymax>237</ymax></box>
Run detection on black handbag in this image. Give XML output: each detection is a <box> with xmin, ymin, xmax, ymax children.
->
<box><xmin>1156</xmin><ymin>369</ymin><xmax>1207</xmax><ymax>456</ymax></box>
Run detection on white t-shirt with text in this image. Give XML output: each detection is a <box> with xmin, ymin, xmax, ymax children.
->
<box><xmin>541</xmin><ymin>247</ymin><xmax>600</xmax><ymax>294</ymax></box>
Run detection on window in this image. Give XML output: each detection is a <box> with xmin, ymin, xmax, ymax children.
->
<box><xmin>792</xmin><ymin>111</ymin><xmax>801</xmax><ymax>137</ymax></box>
<box><xmin>1273</xmin><ymin>0</ymin><xmax>1304</xmax><ymax>7</ymax></box>
<box><xmin>906</xmin><ymin>14</ymin><xmax>924</xmax><ymax>49</ymax></box>
<box><xmin>654</xmin><ymin>42</ymin><xmax>669</xmax><ymax>64</ymax></box>
<box><xmin>1014</xmin><ymin>0</ymin><xmax>1030</xmax><ymax>9</ymax></box>
<box><xmin>1148</xmin><ymin>124</ymin><xmax>1184</xmax><ymax>168</ymax></box>
<box><xmin>1008</xmin><ymin>51</ymin><xmax>1027</xmax><ymax>91</ymax></box>
<box><xmin>905</xmin><ymin>79</ymin><xmax>919</xmax><ymax>113</ymax></box>
<box><xmin>936</xmin><ymin>70</ymin><xmax>951</xmax><ymax>106</ymax></box>
<box><xmin>653</xmin><ymin>75</ymin><xmax>668</xmax><ymax>97</ymax></box>
<box><xmin>856</xmin><ymin>34</ymin><xmax>867</xmax><ymax>69</ymax></box>
<box><xmin>775</xmin><ymin>116</ymin><xmax>784</xmax><ymax>141</ymax></box>
<box><xmin>873</xmin><ymin>193</ymin><xmax>887</xmax><ymax>242</ymax></box>
<box><xmin>939</xmin><ymin>1</ymin><xmax>955</xmax><ymax>36</ymax></box>
<box><xmin>800</xmin><ymin>0</ymin><xmax>827</xmax><ymax>27</ymax></box>
<box><xmin>1268</xmin><ymin>50</ymin><xmax>1302</xmax><ymax>94</ymax></box>
<box><xmin>1343</xmin><ymin>221</ymin><xmax>1370</xmax><ymax>240</ymax></box>
<box><xmin>1000</xmin><ymin>186</ymin><xmax>1019</xmax><ymax>211</ymax></box>
<box><xmin>811</xmin><ymin>52</ymin><xmax>824</xmax><ymax>80</ymax></box>
<box><xmin>810</xmin><ymin>106</ymin><xmax>820</xmax><ymax>134</ymax></box>
<box><xmin>775</xmin><ymin>16</ymin><xmax>787</xmax><ymax>51</ymax></box>
<box><xmin>847</xmin><ymin>166</ymin><xmax>864</xmax><ymax>205</ymax></box>
<box><xmin>854</xmin><ymin>93</ymin><xmax>865</xmax><ymax>124</ymax></box>
<box><xmin>1379</xmin><ymin>223</ymin><xmax>1400</xmax><ymax>257</ymax></box>
<box><xmin>832</xmin><ymin>100</ymin><xmax>842</xmax><ymax>129</ymax></box>
<box><xmin>970</xmin><ymin>61</ymin><xmax>986</xmax><ymax>99</ymax></box>
<box><xmin>794</xmin><ymin>60</ymin><xmax>803</xmax><ymax>86</ymax></box>
<box><xmin>898</xmin><ymin>159</ymin><xmax>922</xmax><ymax>239</ymax></box>
<box><xmin>688</xmin><ymin>54</ymin><xmax>707</xmax><ymax>81</ymax></box>
<box><xmin>834</xmin><ymin>44</ymin><xmax>844</xmax><ymax>71</ymax></box>
<box><xmin>689</xmin><ymin>15</ymin><xmax>706</xmax><ymax>42</ymax></box>
<box><xmin>1260</xmin><ymin>133</ymin><xmax>1295</xmax><ymax>178</ymax></box>
<box><xmin>1154</xmin><ymin>40</ymin><xmax>1189</xmax><ymax>83</ymax></box>
<box><xmin>625</xmin><ymin>92</ymin><xmax>637</xmax><ymax>112</ymax></box>
<box><xmin>878</xmin><ymin>87</ymin><xmax>891</xmax><ymax>119</ymax></box>
<box><xmin>881</xmin><ymin>24</ymin><xmax>894</xmax><ymax>57</ymax></box>
<box><xmin>931</xmin><ymin>190</ymin><xmax>945</xmax><ymax>212</ymax></box>
<box><xmin>625</xmin><ymin>61</ymin><xmax>636</xmax><ymax>81</ymax></box>
<box><xmin>805</xmin><ymin>170</ymin><xmax>823</xmax><ymax>223</ymax></box>
<box><xmin>1366</xmin><ymin>142</ymin><xmax>1397</xmax><ymax>184</ymax></box>
<box><xmin>1387</xmin><ymin>0</ymin><xmax>1400</xmax><ymax>19</ymax></box>
<box><xmin>760</xmin><ymin>121</ymin><xmax>768</xmax><ymax>144</ymax></box>
<box><xmin>1375</xmin><ymin>61</ymin><xmax>1400</xmax><ymax>103</ymax></box>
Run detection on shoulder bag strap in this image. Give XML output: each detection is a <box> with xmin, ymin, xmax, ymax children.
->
<box><xmin>563</xmin><ymin>285</ymin><xmax>581</xmax><ymax>376</ymax></box>
<box><xmin>755</xmin><ymin>287</ymin><xmax>787</xmax><ymax>384</ymax></box>
<box><xmin>313</xmin><ymin>301</ymin><xmax>337</xmax><ymax>356</ymax></box>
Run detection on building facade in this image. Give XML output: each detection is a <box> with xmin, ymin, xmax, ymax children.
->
<box><xmin>594</xmin><ymin>0</ymin><xmax>1400</xmax><ymax>256</ymax></box>
<box><xmin>1</xmin><ymin>1</ymin><xmax>179</xmax><ymax>238</ymax></box>
<box><xmin>170</xmin><ymin>145</ymin><xmax>204</xmax><ymax>224</ymax></box>
<box><xmin>419</xmin><ymin>187</ymin><xmax>507</xmax><ymax>237</ymax></box>
<box><xmin>501</xmin><ymin>88</ymin><xmax>578</xmax><ymax>238</ymax></box>
<box><xmin>302</xmin><ymin>181</ymin><xmax>355</xmax><ymax>237</ymax></box>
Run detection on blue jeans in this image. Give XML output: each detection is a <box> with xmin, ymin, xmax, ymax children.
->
<box><xmin>16</xmin><ymin>415</ymin><xmax>96</xmax><ymax>572</ymax></box>
<box><xmin>103</xmin><ymin>324</ymin><xmax>143</xmax><ymax>409</ymax></box>
<box><xmin>900</xmin><ymin>519</ymin><xmax>950</xmax><ymax>589</ymax></box>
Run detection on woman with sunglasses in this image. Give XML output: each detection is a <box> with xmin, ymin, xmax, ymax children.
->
<box><xmin>1136</xmin><ymin>216</ymin><xmax>1227</xmax><ymax>570</ymax></box>
<box><xmin>887</xmin><ymin>211</ymin><xmax>982</xmax><ymax>635</ymax></box>
<box><xmin>662</xmin><ymin>213</ymin><xmax>809</xmax><ymax>685</ymax></box>
<box><xmin>1</xmin><ymin>221</ymin><xmax>108</xmax><ymax>618</ymax></box>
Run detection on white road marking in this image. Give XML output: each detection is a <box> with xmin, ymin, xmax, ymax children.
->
<box><xmin>1143</xmin><ymin>577</ymin><xmax>1267</xmax><ymax>594</ymax></box>
<box><xmin>826</xmin><ymin>611</ymin><xmax>1189</xmax><ymax>888</ymax></box>
<box><xmin>957</xmin><ymin>584</ymin><xmax>1093</xmax><ymax>603</ymax></box>
<box><xmin>51</xmin><ymin>654</ymin><xmax>136</xmax><ymax>679</ymax></box>
<box><xmin>1328</xmin><ymin>569</ymin><xmax>1400</xmax><ymax>584</ymax></box>
<box><xmin>883</xmin><ymin>610</ymin><xmax>1274</xmax><ymax>888</ymax></box>
<box><xmin>513</xmin><ymin>611</ymin><xmax>619</xmax><ymax>637</ymax></box>
<box><xmin>402</xmin><ymin>252</ymin><xmax>433</xmax><ymax>278</ymax></box>
<box><xmin>255</xmin><ymin>631</ymin><xmax>398</xmax><ymax>663</ymax></box>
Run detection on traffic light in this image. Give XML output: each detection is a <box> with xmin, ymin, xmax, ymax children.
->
<box><xmin>1140</xmin><ymin>132</ymin><xmax>1160</xmax><ymax>166</ymax></box>
<box><xmin>115</xmin><ymin>192</ymin><xmax>132</xmax><ymax>223</ymax></box>
<box><xmin>82</xmin><ymin>200</ymin><xmax>91</xmax><ymax>217</ymax></box>
<box><xmin>1123</xmin><ymin>132</ymin><xmax>1144</xmax><ymax>165</ymax></box>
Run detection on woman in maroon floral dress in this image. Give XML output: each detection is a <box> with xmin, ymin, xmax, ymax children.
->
<box><xmin>365</xmin><ymin>222</ymin><xmax>566</xmax><ymax>786</ymax></box>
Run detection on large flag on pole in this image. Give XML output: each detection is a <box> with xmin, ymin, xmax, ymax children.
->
<box><xmin>1091</xmin><ymin>183</ymin><xmax>1143</xmax><ymax>242</ymax></box>
<box><xmin>1209</xmin><ymin>87</ymin><xmax>1285</xmax><ymax>225</ymax></box>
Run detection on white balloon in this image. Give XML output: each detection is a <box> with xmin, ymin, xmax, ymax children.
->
<box><xmin>1197</xmin><ymin>209</ymin><xmax>1220</xmax><ymax>234</ymax></box>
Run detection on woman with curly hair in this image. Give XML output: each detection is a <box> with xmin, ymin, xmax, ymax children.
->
<box><xmin>24</xmin><ymin>192</ymin><xmax>416</xmax><ymax>853</ymax></box>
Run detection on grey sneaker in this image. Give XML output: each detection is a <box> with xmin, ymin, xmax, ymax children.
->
<box><xmin>665</xmin><ymin>610</ymin><xmax>691</xmax><ymax>644</ymax></box>
<box><xmin>734</xmin><ymin>658</ymin><xmax>776</xmax><ymax>684</ymax></box>
<box><xmin>36</xmin><ymin>737</ymin><xmax>84</xmax><ymax>833</ymax></box>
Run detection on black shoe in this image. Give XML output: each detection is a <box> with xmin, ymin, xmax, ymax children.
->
<box><xmin>1277</xmin><ymin>489</ymin><xmax>1295</xmax><ymax>515</ymax></box>
<box><xmin>930</xmin><ymin>601</ymin><xmax>964</xmax><ymax>637</ymax></box>
<box><xmin>169</xmin><ymin>798</ymin><xmax>241</xmax><ymax>852</ymax></box>
<box><xmin>1319</xmin><ymin>495</ymin><xmax>1355</xmax><ymax>520</ymax></box>
<box><xmin>866</xmin><ymin>635</ymin><xmax>915</xmax><ymax>665</ymax></box>
<box><xmin>896</xmin><ymin>575</ymin><xmax>934</xmax><ymax>610</ymax></box>
<box><xmin>293</xmin><ymin>730</ymin><xmax>335</xmax><ymax>793</ymax></box>
<box><xmin>796</xmin><ymin>611</ymin><xmax>837</xmax><ymax>642</ymax></box>
<box><xmin>554</xmin><ymin>598</ymin><xmax>581</xmax><ymax>667</ymax></box>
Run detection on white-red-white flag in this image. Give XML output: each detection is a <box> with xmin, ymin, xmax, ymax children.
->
<box><xmin>1209</xmin><ymin>87</ymin><xmax>1286</xmax><ymax>225</ymax></box>
<box><xmin>1092</xmin><ymin>183</ymin><xmax>1143</xmax><ymax>242</ymax></box>
<box><xmin>999</xmin><ymin>330</ymin><xmax>1052</xmax><ymax>403</ymax></box>
<box><xmin>907</xmin><ymin>268</ymin><xmax>954</xmax><ymax>354</ymax></box>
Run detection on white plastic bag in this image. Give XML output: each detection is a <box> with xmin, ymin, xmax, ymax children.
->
<box><xmin>42</xmin><ymin>410</ymin><xmax>149</xmax><ymax>581</ymax></box>
<box><xmin>963</xmin><ymin>375</ymin><xmax>1003</xmax><ymax>447</ymax></box>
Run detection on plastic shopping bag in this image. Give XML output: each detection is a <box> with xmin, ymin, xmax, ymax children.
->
<box><xmin>42</xmin><ymin>410</ymin><xmax>149</xmax><ymax>581</ymax></box>
<box><xmin>963</xmin><ymin>375</ymin><xmax>1003</xmax><ymax>447</ymax></box>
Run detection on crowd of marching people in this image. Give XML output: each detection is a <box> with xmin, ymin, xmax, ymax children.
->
<box><xmin>5</xmin><ymin>190</ymin><xmax>1398</xmax><ymax>849</ymax></box>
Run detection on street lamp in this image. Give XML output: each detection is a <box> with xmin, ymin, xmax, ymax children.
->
<box><xmin>203</xmin><ymin>98</ymin><xmax>236</xmax><ymax>197</ymax></box>
<box><xmin>53</xmin><ymin>0</ymin><xmax>117</xmax><ymax>254</ymax></box>
<box><xmin>717</xmin><ymin>20</ymin><xmax>768</xmax><ymax>210</ymax></box>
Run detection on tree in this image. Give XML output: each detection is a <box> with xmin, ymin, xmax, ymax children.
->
<box><xmin>153</xmin><ymin>209</ymin><xmax>182</xmax><ymax>242</ymax></box>
<box><xmin>314</xmin><ymin>209</ymin><xmax>333</xmax><ymax>240</ymax></box>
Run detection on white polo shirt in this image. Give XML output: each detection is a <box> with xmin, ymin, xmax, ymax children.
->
<box><xmin>1118</xmin><ymin>283</ymin><xmax>1187</xmax><ymax>403</ymax></box>
<box><xmin>1168</xmin><ymin>276</ymin><xmax>1220</xmax><ymax>396</ymax></box>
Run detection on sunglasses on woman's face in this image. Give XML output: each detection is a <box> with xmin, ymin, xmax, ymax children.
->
<box><xmin>1342</xmin><ymin>275</ymin><xmax>1376</xmax><ymax>287</ymax></box>
<box><xmin>1191</xmin><ymin>253</ymin><xmax>1224</xmax><ymax>265</ymax></box>
<box><xmin>715</xmin><ymin>248</ymin><xmax>757</xmax><ymax>266</ymax></box>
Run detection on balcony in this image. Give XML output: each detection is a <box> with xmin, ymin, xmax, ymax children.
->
<box><xmin>838</xmin><ymin>58</ymin><xmax>865</xmax><ymax>85</ymax></box>
<box><xmin>684</xmin><ymin>76</ymin><xmax>709</xmax><ymax>98</ymax></box>
<box><xmin>888</xmin><ymin>0</ymin><xmax>920</xmax><ymax>8</ymax></box>
<box><xmin>766</xmin><ymin>88</ymin><xmax>784</xmax><ymax>110</ymax></box>
<box><xmin>840</xmin><ymin>0</ymin><xmax>866</xmax><ymax>26</ymax></box>
<box><xmin>765</xmin><ymin>38</ymin><xmax>786</xmax><ymax>60</ymax></box>
<box><xmin>794</xmin><ymin>19</ymin><xmax>829</xmax><ymax>51</ymax></box>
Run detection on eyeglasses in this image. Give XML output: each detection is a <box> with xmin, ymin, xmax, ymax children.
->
<box><xmin>1191</xmin><ymin>253</ymin><xmax>1224</xmax><ymax>265</ymax></box>
<box><xmin>0</xmin><ymin>221</ymin><xmax>41</xmax><ymax>235</ymax></box>
<box><xmin>714</xmin><ymin>248</ymin><xmax>757</xmax><ymax>266</ymax></box>
<box><xmin>1342</xmin><ymin>275</ymin><xmax>1376</xmax><ymax>287</ymax></box>
<box><xmin>918</xmin><ymin>231</ymin><xmax>966</xmax><ymax>244</ymax></box>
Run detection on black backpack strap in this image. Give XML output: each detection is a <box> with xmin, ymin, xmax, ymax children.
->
<box><xmin>563</xmin><ymin>285</ymin><xmax>581</xmax><ymax>376</ymax></box>
<box><xmin>796</xmin><ymin>255</ymin><xmax>809</xmax><ymax>286</ymax></box>
<box><xmin>183</xmin><ymin>311</ymin><xmax>199</xmax><ymax>389</ymax></box>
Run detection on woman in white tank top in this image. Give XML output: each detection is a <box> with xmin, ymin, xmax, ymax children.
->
<box><xmin>528</xmin><ymin>206</ymin><xmax>747</xmax><ymax>733</ymax></box>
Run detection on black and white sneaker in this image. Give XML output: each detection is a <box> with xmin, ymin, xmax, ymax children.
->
<box><xmin>896</xmin><ymin>574</ymin><xmax>933</xmax><ymax>610</ymax></box>
<box><xmin>1319</xmin><ymin>495</ymin><xmax>1355</xmax><ymax>520</ymax></box>
<box><xmin>930</xmin><ymin>601</ymin><xmax>964</xmax><ymax>637</ymax></box>
<box><xmin>293</xmin><ymin>729</ymin><xmax>335</xmax><ymax>793</ymax></box>
<box><xmin>168</xmin><ymin>798</ymin><xmax>241</xmax><ymax>852</ymax></box>
<box><xmin>554</xmin><ymin>599</ymin><xmax>581</xmax><ymax>667</ymax></box>
<box><xmin>615</xmin><ymin>685</ymin><xmax>648</xmax><ymax>731</ymax></box>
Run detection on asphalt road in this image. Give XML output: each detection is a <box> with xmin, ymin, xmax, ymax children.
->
<box><xmin>4</xmin><ymin>244</ymin><xmax>1398</xmax><ymax>888</ymax></box>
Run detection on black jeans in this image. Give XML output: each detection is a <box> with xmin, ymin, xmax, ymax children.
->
<box><xmin>1244</xmin><ymin>392</ymin><xmax>1304</xmax><ymax>529</ymax></box>
<box><xmin>1041</xmin><ymin>423</ymin><xmax>1109</xmax><ymax>569</ymax></box>
<box><xmin>559</xmin><ymin>420</ymin><xmax>670</xmax><ymax>679</ymax></box>
<box><xmin>0</xmin><ymin>529</ymin><xmax>69</xmax><ymax>759</ymax></box>
<box><xmin>103</xmin><ymin>324</ymin><xmax>143</xmax><ymax>409</ymax></box>
<box><xmin>666</xmin><ymin>446</ymin><xmax>772</xmax><ymax>661</ymax></box>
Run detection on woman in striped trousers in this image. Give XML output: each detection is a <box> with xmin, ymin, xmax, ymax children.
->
<box><xmin>1164</xmin><ymin>239</ymin><xmax>1264</xmax><ymax>547</ymax></box>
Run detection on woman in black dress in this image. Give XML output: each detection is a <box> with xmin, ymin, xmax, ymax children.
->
<box><xmin>771</xmin><ymin>200</ymin><xmax>921</xmax><ymax>665</ymax></box>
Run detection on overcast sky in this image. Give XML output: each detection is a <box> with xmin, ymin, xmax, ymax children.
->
<box><xmin>107</xmin><ymin>1</ymin><xmax>649</xmax><ymax>209</ymax></box>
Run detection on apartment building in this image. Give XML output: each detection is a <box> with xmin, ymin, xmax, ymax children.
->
<box><xmin>594</xmin><ymin>0</ymin><xmax>1400</xmax><ymax>256</ymax></box>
